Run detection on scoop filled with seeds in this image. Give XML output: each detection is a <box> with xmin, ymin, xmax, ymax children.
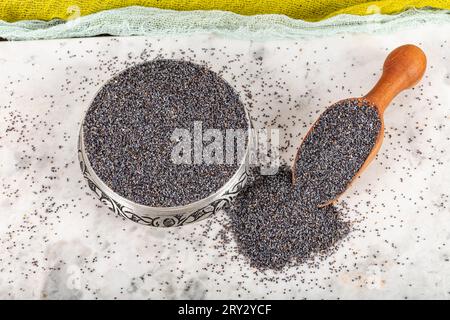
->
<box><xmin>293</xmin><ymin>44</ymin><xmax>427</xmax><ymax>206</ymax></box>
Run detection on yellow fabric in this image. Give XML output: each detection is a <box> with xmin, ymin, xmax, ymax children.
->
<box><xmin>0</xmin><ymin>0</ymin><xmax>449</xmax><ymax>22</ymax></box>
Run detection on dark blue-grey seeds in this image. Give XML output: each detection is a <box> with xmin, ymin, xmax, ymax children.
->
<box><xmin>226</xmin><ymin>100</ymin><xmax>381</xmax><ymax>270</ymax></box>
<box><xmin>294</xmin><ymin>99</ymin><xmax>382</xmax><ymax>206</ymax></box>
<box><xmin>226</xmin><ymin>167</ymin><xmax>351</xmax><ymax>270</ymax></box>
<box><xmin>83</xmin><ymin>59</ymin><xmax>248</xmax><ymax>207</ymax></box>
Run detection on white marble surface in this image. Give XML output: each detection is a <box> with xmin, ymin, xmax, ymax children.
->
<box><xmin>0</xmin><ymin>24</ymin><xmax>450</xmax><ymax>299</ymax></box>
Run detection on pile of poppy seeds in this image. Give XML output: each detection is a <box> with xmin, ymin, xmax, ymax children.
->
<box><xmin>227</xmin><ymin>99</ymin><xmax>382</xmax><ymax>270</ymax></box>
<box><xmin>83</xmin><ymin>59</ymin><xmax>248</xmax><ymax>207</ymax></box>
<box><xmin>227</xmin><ymin>167</ymin><xmax>352</xmax><ymax>270</ymax></box>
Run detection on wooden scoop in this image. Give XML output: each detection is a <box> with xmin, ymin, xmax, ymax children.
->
<box><xmin>294</xmin><ymin>44</ymin><xmax>427</xmax><ymax>206</ymax></box>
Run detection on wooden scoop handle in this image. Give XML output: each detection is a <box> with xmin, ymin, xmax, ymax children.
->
<box><xmin>364</xmin><ymin>44</ymin><xmax>427</xmax><ymax>114</ymax></box>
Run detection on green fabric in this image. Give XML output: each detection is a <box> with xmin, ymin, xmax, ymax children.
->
<box><xmin>0</xmin><ymin>6</ymin><xmax>449</xmax><ymax>41</ymax></box>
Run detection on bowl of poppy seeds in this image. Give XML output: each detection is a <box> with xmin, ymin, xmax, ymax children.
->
<box><xmin>79</xmin><ymin>59</ymin><xmax>251</xmax><ymax>227</ymax></box>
